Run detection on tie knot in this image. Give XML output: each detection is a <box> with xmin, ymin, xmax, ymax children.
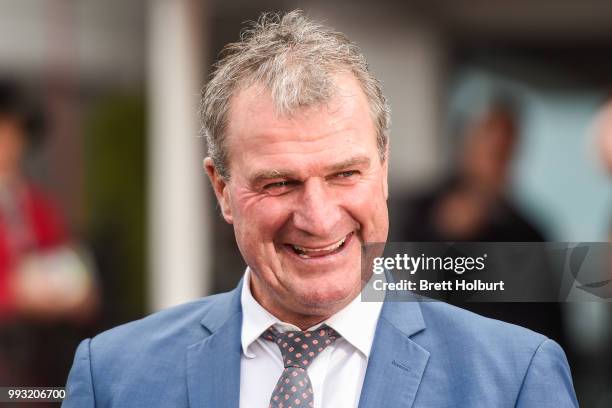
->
<box><xmin>262</xmin><ymin>325</ymin><xmax>340</xmax><ymax>369</ymax></box>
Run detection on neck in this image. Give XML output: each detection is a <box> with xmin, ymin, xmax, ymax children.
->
<box><xmin>284</xmin><ymin>315</ymin><xmax>329</xmax><ymax>331</ymax></box>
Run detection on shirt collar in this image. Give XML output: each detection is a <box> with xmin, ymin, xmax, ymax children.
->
<box><xmin>240</xmin><ymin>267</ymin><xmax>382</xmax><ymax>359</ymax></box>
<box><xmin>240</xmin><ymin>268</ymin><xmax>280</xmax><ymax>358</ymax></box>
<box><xmin>323</xmin><ymin>284</ymin><xmax>382</xmax><ymax>358</ymax></box>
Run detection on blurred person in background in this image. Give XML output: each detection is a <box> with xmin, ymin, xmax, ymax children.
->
<box><xmin>549</xmin><ymin>92</ymin><xmax>612</xmax><ymax>407</ymax></box>
<box><xmin>0</xmin><ymin>80</ymin><xmax>97</xmax><ymax>386</ymax></box>
<box><xmin>592</xmin><ymin>94</ymin><xmax>612</xmax><ymax>406</ymax></box>
<box><xmin>405</xmin><ymin>98</ymin><xmax>544</xmax><ymax>242</ymax></box>
<box><xmin>594</xmin><ymin>93</ymin><xmax>612</xmax><ymax>273</ymax></box>
<box><xmin>594</xmin><ymin>94</ymin><xmax>612</xmax><ymax>258</ymax></box>
<box><xmin>401</xmin><ymin>97</ymin><xmax>567</xmax><ymax>348</ymax></box>
<box><xmin>592</xmin><ymin>93</ymin><xmax>612</xmax><ymax>288</ymax></box>
<box><xmin>594</xmin><ymin>95</ymin><xmax>612</xmax><ymax>175</ymax></box>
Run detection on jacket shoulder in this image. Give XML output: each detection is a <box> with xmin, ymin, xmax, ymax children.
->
<box><xmin>412</xmin><ymin>301</ymin><xmax>576</xmax><ymax>406</ymax></box>
<box><xmin>91</xmin><ymin>291</ymin><xmax>234</xmax><ymax>352</ymax></box>
<box><xmin>415</xmin><ymin>301</ymin><xmax>552</xmax><ymax>390</ymax></box>
<box><xmin>73</xmin><ymin>290</ymin><xmax>238</xmax><ymax>406</ymax></box>
<box><xmin>418</xmin><ymin>300</ymin><xmax>547</xmax><ymax>348</ymax></box>
<box><xmin>88</xmin><ymin>291</ymin><xmax>237</xmax><ymax>380</ymax></box>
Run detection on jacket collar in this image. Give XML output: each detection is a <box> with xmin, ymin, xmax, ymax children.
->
<box><xmin>358</xmin><ymin>297</ymin><xmax>430</xmax><ymax>408</ymax></box>
<box><xmin>187</xmin><ymin>280</ymin><xmax>244</xmax><ymax>408</ymax></box>
<box><xmin>199</xmin><ymin>278</ymin><xmax>244</xmax><ymax>333</ymax></box>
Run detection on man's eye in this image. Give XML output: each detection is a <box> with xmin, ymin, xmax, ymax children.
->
<box><xmin>265</xmin><ymin>180</ymin><xmax>289</xmax><ymax>189</ymax></box>
<box><xmin>336</xmin><ymin>170</ymin><xmax>358</xmax><ymax>178</ymax></box>
<box><xmin>263</xmin><ymin>180</ymin><xmax>296</xmax><ymax>193</ymax></box>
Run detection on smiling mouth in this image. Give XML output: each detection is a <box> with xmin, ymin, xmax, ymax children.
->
<box><xmin>286</xmin><ymin>232</ymin><xmax>353</xmax><ymax>258</ymax></box>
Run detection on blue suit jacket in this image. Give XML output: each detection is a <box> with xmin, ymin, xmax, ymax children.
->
<box><xmin>63</xmin><ymin>280</ymin><xmax>578</xmax><ymax>407</ymax></box>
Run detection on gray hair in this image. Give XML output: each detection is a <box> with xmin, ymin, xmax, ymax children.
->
<box><xmin>201</xmin><ymin>10</ymin><xmax>391</xmax><ymax>179</ymax></box>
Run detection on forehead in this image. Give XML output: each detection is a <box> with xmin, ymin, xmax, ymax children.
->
<box><xmin>224</xmin><ymin>74</ymin><xmax>378</xmax><ymax>175</ymax></box>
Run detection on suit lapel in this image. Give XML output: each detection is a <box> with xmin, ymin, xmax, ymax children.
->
<box><xmin>358</xmin><ymin>300</ymin><xmax>430</xmax><ymax>408</ymax></box>
<box><xmin>186</xmin><ymin>281</ymin><xmax>243</xmax><ymax>408</ymax></box>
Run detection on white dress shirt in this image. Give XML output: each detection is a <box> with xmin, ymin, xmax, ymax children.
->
<box><xmin>239</xmin><ymin>268</ymin><xmax>383</xmax><ymax>408</ymax></box>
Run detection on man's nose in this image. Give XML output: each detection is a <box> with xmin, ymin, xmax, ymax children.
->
<box><xmin>292</xmin><ymin>178</ymin><xmax>342</xmax><ymax>237</ymax></box>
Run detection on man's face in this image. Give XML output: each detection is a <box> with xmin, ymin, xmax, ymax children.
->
<box><xmin>461</xmin><ymin>110</ymin><xmax>516</xmax><ymax>193</ymax></box>
<box><xmin>205</xmin><ymin>73</ymin><xmax>389</xmax><ymax>323</ymax></box>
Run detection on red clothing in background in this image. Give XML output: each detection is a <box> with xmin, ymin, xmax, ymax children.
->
<box><xmin>0</xmin><ymin>183</ymin><xmax>67</xmax><ymax>319</ymax></box>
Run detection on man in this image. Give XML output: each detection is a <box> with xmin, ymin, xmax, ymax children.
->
<box><xmin>64</xmin><ymin>10</ymin><xmax>577</xmax><ymax>407</ymax></box>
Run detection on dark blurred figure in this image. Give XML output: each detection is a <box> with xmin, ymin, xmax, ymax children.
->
<box><xmin>398</xmin><ymin>97</ymin><xmax>567</xmax><ymax>349</ymax></box>
<box><xmin>0</xmin><ymin>80</ymin><xmax>97</xmax><ymax>389</ymax></box>
<box><xmin>407</xmin><ymin>99</ymin><xmax>544</xmax><ymax>241</ymax></box>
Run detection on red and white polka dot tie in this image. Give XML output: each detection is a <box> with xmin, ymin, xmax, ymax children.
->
<box><xmin>262</xmin><ymin>325</ymin><xmax>340</xmax><ymax>408</ymax></box>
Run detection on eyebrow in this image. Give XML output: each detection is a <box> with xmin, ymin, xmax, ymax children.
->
<box><xmin>327</xmin><ymin>155</ymin><xmax>371</xmax><ymax>173</ymax></box>
<box><xmin>249</xmin><ymin>155</ymin><xmax>371</xmax><ymax>185</ymax></box>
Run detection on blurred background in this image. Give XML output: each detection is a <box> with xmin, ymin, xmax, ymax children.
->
<box><xmin>0</xmin><ymin>0</ymin><xmax>610</xmax><ymax>406</ymax></box>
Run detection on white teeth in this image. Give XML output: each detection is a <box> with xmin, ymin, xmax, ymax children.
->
<box><xmin>292</xmin><ymin>235</ymin><xmax>348</xmax><ymax>254</ymax></box>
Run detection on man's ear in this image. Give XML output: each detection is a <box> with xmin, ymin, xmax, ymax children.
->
<box><xmin>204</xmin><ymin>157</ymin><xmax>233</xmax><ymax>224</ymax></box>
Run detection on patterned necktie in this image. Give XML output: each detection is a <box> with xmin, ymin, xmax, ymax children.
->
<box><xmin>262</xmin><ymin>325</ymin><xmax>340</xmax><ymax>408</ymax></box>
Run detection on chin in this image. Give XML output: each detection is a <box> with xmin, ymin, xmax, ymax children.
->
<box><xmin>293</xmin><ymin>284</ymin><xmax>358</xmax><ymax>315</ymax></box>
